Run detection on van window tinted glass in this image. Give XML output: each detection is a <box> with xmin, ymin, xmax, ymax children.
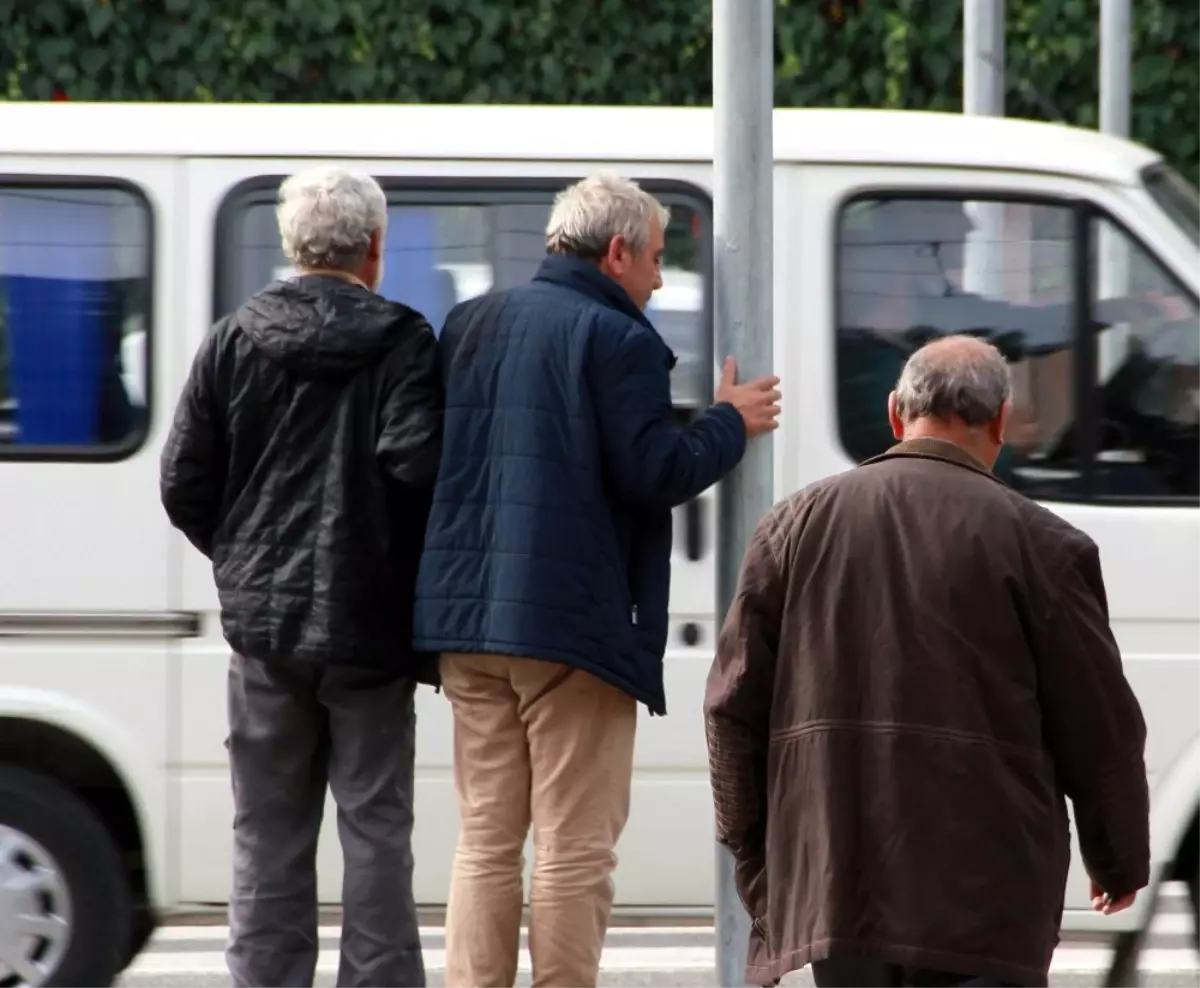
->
<box><xmin>1092</xmin><ymin>215</ymin><xmax>1199</xmax><ymax>499</ymax></box>
<box><xmin>0</xmin><ymin>184</ymin><xmax>151</xmax><ymax>455</ymax></box>
<box><xmin>837</xmin><ymin>196</ymin><xmax>1082</xmax><ymax>499</ymax></box>
<box><xmin>220</xmin><ymin>187</ymin><xmax>709</xmax><ymax>407</ymax></box>
<box><xmin>835</xmin><ymin>194</ymin><xmax>1198</xmax><ymax>504</ymax></box>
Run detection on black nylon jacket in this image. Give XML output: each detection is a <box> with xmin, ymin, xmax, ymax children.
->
<box><xmin>160</xmin><ymin>275</ymin><xmax>444</xmax><ymax>680</ymax></box>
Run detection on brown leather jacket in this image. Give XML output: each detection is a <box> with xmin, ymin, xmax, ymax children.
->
<box><xmin>704</xmin><ymin>438</ymin><xmax>1150</xmax><ymax>987</ymax></box>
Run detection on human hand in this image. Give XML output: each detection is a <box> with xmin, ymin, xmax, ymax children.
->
<box><xmin>1090</xmin><ymin>879</ymin><xmax>1137</xmax><ymax>915</ymax></box>
<box><xmin>715</xmin><ymin>357</ymin><xmax>781</xmax><ymax>439</ymax></box>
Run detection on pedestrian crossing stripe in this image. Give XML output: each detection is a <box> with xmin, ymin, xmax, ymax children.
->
<box><xmin>146</xmin><ymin>910</ymin><xmax>1196</xmax><ymax>941</ymax></box>
<box><xmin>147</xmin><ymin>924</ymin><xmax>747</xmax><ymax>940</ymax></box>
<box><xmin>122</xmin><ymin>945</ymin><xmax>1199</xmax><ymax>977</ymax></box>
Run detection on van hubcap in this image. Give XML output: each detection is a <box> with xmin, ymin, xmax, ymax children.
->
<box><xmin>0</xmin><ymin>826</ymin><xmax>71</xmax><ymax>987</ymax></box>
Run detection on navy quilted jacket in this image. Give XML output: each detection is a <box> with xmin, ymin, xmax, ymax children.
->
<box><xmin>413</xmin><ymin>255</ymin><xmax>746</xmax><ymax>714</ymax></box>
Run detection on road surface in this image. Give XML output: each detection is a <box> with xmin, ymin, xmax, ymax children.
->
<box><xmin>119</xmin><ymin>886</ymin><xmax>1197</xmax><ymax>987</ymax></box>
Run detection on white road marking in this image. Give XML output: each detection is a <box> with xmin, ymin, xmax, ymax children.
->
<box><xmin>1049</xmin><ymin>948</ymin><xmax>1197</xmax><ymax>974</ymax></box>
<box><xmin>131</xmin><ymin>949</ymin><xmax>716</xmax><ymax>976</ymax></box>
<box><xmin>147</xmin><ymin>909</ymin><xmax>1195</xmax><ymax>942</ymax></box>
<box><xmin>1147</xmin><ymin>912</ymin><xmax>1195</xmax><ymax>936</ymax></box>
<box><xmin>148</xmin><ymin>924</ymin><xmax>721</xmax><ymax>940</ymax></box>
<box><xmin>123</xmin><ymin>946</ymin><xmax>1200</xmax><ymax>977</ymax></box>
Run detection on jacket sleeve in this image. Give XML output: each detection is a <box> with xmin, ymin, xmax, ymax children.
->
<box><xmin>703</xmin><ymin>510</ymin><xmax>785</xmax><ymax>922</ymax></box>
<box><xmin>160</xmin><ymin>330</ymin><xmax>225</xmax><ymax>559</ymax></box>
<box><xmin>589</xmin><ymin>323</ymin><xmax>747</xmax><ymax>510</ymax></box>
<box><xmin>377</xmin><ymin>323</ymin><xmax>445</xmax><ymax>491</ymax></box>
<box><xmin>1037</xmin><ymin>538</ymin><xmax>1150</xmax><ymax>900</ymax></box>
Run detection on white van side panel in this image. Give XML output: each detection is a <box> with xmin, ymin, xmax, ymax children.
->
<box><xmin>0</xmin><ymin>155</ymin><xmax>186</xmax><ymax>906</ymax></box>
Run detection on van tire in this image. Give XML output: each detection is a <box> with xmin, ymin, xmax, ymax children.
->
<box><xmin>0</xmin><ymin>765</ymin><xmax>132</xmax><ymax>987</ymax></box>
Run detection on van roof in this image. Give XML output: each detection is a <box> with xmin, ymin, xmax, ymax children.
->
<box><xmin>0</xmin><ymin>103</ymin><xmax>1159</xmax><ymax>186</ymax></box>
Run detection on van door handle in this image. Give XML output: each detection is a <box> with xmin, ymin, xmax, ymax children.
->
<box><xmin>684</xmin><ymin>498</ymin><xmax>705</xmax><ymax>561</ymax></box>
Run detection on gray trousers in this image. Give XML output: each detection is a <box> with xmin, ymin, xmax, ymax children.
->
<box><xmin>225</xmin><ymin>653</ymin><xmax>425</xmax><ymax>988</ymax></box>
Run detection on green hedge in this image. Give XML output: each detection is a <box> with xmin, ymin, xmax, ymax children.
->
<box><xmin>1</xmin><ymin>0</ymin><xmax>1197</xmax><ymax>182</ymax></box>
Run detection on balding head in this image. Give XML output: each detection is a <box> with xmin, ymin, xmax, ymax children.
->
<box><xmin>888</xmin><ymin>335</ymin><xmax>1014</xmax><ymax>469</ymax></box>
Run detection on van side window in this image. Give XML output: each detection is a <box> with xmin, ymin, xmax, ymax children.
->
<box><xmin>835</xmin><ymin>194</ymin><xmax>1199</xmax><ymax>504</ymax></box>
<box><xmin>0</xmin><ymin>183</ymin><xmax>151</xmax><ymax>457</ymax></box>
<box><xmin>216</xmin><ymin>181</ymin><xmax>710</xmax><ymax>409</ymax></box>
<box><xmin>1091</xmin><ymin>215</ymin><xmax>1199</xmax><ymax>500</ymax></box>
<box><xmin>837</xmin><ymin>196</ymin><xmax>1080</xmax><ymax>498</ymax></box>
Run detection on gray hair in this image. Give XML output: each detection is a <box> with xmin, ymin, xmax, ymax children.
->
<box><xmin>276</xmin><ymin>166</ymin><xmax>388</xmax><ymax>271</ymax></box>
<box><xmin>545</xmin><ymin>171</ymin><xmax>670</xmax><ymax>258</ymax></box>
<box><xmin>894</xmin><ymin>335</ymin><xmax>1012</xmax><ymax>427</ymax></box>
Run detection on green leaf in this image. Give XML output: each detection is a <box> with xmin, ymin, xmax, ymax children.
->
<box><xmin>79</xmin><ymin>47</ymin><xmax>107</xmax><ymax>76</ymax></box>
<box><xmin>86</xmin><ymin>1</ymin><xmax>114</xmax><ymax>39</ymax></box>
<box><xmin>34</xmin><ymin>1</ymin><xmax>67</xmax><ymax>32</ymax></box>
<box><xmin>34</xmin><ymin>37</ymin><xmax>72</xmax><ymax>73</ymax></box>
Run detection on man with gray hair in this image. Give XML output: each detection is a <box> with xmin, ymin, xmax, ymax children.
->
<box><xmin>705</xmin><ymin>334</ymin><xmax>1150</xmax><ymax>987</ymax></box>
<box><xmin>161</xmin><ymin>166</ymin><xmax>442</xmax><ymax>987</ymax></box>
<box><xmin>414</xmin><ymin>171</ymin><xmax>781</xmax><ymax>986</ymax></box>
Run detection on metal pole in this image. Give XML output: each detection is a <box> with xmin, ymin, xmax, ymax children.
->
<box><xmin>1098</xmin><ymin>0</ymin><xmax>1132</xmax><ymax>376</ymax></box>
<box><xmin>963</xmin><ymin>0</ymin><xmax>1005</xmax><ymax>118</ymax></box>
<box><xmin>962</xmin><ymin>0</ymin><xmax>1006</xmax><ymax>300</ymax></box>
<box><xmin>1099</xmin><ymin>0</ymin><xmax>1131</xmax><ymax>138</ymax></box>
<box><xmin>713</xmin><ymin>0</ymin><xmax>773</xmax><ymax>985</ymax></box>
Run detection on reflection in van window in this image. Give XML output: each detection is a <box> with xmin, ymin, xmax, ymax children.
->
<box><xmin>0</xmin><ymin>185</ymin><xmax>150</xmax><ymax>451</ymax></box>
<box><xmin>837</xmin><ymin>195</ymin><xmax>1081</xmax><ymax>499</ymax></box>
<box><xmin>835</xmin><ymin>194</ymin><xmax>1199</xmax><ymax>504</ymax></box>
<box><xmin>222</xmin><ymin>193</ymin><xmax>709</xmax><ymax>407</ymax></box>
<box><xmin>1091</xmin><ymin>215</ymin><xmax>1199</xmax><ymax>499</ymax></box>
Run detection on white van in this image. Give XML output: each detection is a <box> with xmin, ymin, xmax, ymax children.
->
<box><xmin>0</xmin><ymin>102</ymin><xmax>1195</xmax><ymax>986</ymax></box>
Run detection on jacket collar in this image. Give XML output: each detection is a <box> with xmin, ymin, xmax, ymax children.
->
<box><xmin>533</xmin><ymin>254</ymin><xmax>677</xmax><ymax>368</ymax></box>
<box><xmin>862</xmin><ymin>437</ymin><xmax>1000</xmax><ymax>482</ymax></box>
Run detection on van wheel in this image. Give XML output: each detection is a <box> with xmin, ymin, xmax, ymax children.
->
<box><xmin>0</xmin><ymin>765</ymin><xmax>131</xmax><ymax>987</ymax></box>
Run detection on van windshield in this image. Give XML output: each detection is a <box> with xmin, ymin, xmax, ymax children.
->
<box><xmin>1142</xmin><ymin>162</ymin><xmax>1199</xmax><ymax>246</ymax></box>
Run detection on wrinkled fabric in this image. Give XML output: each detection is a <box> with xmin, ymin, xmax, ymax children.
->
<box><xmin>160</xmin><ymin>275</ymin><xmax>444</xmax><ymax>680</ymax></box>
<box><xmin>414</xmin><ymin>255</ymin><xmax>746</xmax><ymax>714</ymax></box>
<box><xmin>705</xmin><ymin>437</ymin><xmax>1150</xmax><ymax>988</ymax></box>
<box><xmin>438</xmin><ymin>652</ymin><xmax>637</xmax><ymax>988</ymax></box>
<box><xmin>225</xmin><ymin>654</ymin><xmax>424</xmax><ymax>988</ymax></box>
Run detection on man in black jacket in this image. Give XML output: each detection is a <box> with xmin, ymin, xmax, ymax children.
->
<box><xmin>160</xmin><ymin>166</ymin><xmax>443</xmax><ymax>988</ymax></box>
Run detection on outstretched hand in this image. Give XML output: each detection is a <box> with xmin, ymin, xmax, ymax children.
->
<box><xmin>715</xmin><ymin>356</ymin><xmax>781</xmax><ymax>439</ymax></box>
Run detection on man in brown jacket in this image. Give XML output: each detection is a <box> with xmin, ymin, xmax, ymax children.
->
<box><xmin>704</xmin><ymin>335</ymin><xmax>1151</xmax><ymax>988</ymax></box>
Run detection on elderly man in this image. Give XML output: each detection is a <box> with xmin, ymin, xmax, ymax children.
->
<box><xmin>414</xmin><ymin>171</ymin><xmax>782</xmax><ymax>987</ymax></box>
<box><xmin>705</xmin><ymin>335</ymin><xmax>1151</xmax><ymax>988</ymax></box>
<box><xmin>160</xmin><ymin>166</ymin><xmax>443</xmax><ymax>988</ymax></box>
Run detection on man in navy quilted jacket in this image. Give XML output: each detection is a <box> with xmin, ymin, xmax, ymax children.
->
<box><xmin>413</xmin><ymin>172</ymin><xmax>781</xmax><ymax>987</ymax></box>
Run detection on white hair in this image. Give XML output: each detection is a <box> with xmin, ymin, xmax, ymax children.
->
<box><xmin>276</xmin><ymin>166</ymin><xmax>388</xmax><ymax>271</ymax></box>
<box><xmin>545</xmin><ymin>171</ymin><xmax>670</xmax><ymax>258</ymax></box>
<box><xmin>895</xmin><ymin>334</ymin><xmax>1013</xmax><ymax>427</ymax></box>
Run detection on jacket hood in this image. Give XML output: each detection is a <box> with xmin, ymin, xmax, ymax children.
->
<box><xmin>237</xmin><ymin>274</ymin><xmax>425</xmax><ymax>378</ymax></box>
